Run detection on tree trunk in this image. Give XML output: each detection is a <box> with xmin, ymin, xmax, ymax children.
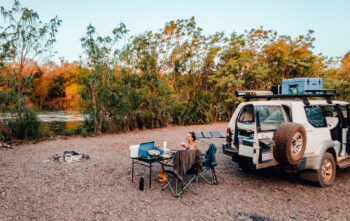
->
<box><xmin>99</xmin><ymin>104</ymin><xmax>104</xmax><ymax>134</ymax></box>
<box><xmin>0</xmin><ymin>120</ymin><xmax>16</xmax><ymax>141</ymax></box>
<box><xmin>90</xmin><ymin>83</ymin><xmax>100</xmax><ymax>134</ymax></box>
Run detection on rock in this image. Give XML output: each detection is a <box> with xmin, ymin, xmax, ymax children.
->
<box><xmin>50</xmin><ymin>154</ymin><xmax>61</xmax><ymax>162</ymax></box>
<box><xmin>64</xmin><ymin>151</ymin><xmax>80</xmax><ymax>155</ymax></box>
<box><xmin>81</xmin><ymin>153</ymin><xmax>90</xmax><ymax>160</ymax></box>
<box><xmin>0</xmin><ymin>143</ymin><xmax>12</xmax><ymax>149</ymax></box>
<box><xmin>1</xmin><ymin>191</ymin><xmax>6</xmax><ymax>198</ymax></box>
<box><xmin>105</xmin><ymin>168</ymin><xmax>115</xmax><ymax>174</ymax></box>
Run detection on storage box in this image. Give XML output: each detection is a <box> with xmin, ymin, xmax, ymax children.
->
<box><xmin>270</xmin><ymin>85</ymin><xmax>281</xmax><ymax>94</ymax></box>
<box><xmin>129</xmin><ymin>144</ymin><xmax>140</xmax><ymax>158</ymax></box>
<box><xmin>281</xmin><ymin>78</ymin><xmax>322</xmax><ymax>95</ymax></box>
<box><xmin>242</xmin><ymin>138</ymin><xmax>254</xmax><ymax>147</ymax></box>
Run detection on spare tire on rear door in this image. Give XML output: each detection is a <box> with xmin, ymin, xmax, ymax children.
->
<box><xmin>273</xmin><ymin>122</ymin><xmax>307</xmax><ymax>165</ymax></box>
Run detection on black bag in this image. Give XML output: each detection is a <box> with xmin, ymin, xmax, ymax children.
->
<box><xmin>139</xmin><ymin>177</ymin><xmax>144</xmax><ymax>191</ymax></box>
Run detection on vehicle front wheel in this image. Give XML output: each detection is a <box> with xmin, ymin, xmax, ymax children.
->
<box><xmin>317</xmin><ymin>152</ymin><xmax>336</xmax><ymax>187</ymax></box>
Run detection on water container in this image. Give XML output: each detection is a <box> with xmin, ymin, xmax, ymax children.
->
<box><xmin>281</xmin><ymin>78</ymin><xmax>322</xmax><ymax>95</ymax></box>
<box><xmin>129</xmin><ymin>144</ymin><xmax>140</xmax><ymax>158</ymax></box>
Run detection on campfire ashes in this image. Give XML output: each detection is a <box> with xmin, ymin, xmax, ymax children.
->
<box><xmin>50</xmin><ymin>151</ymin><xmax>90</xmax><ymax>163</ymax></box>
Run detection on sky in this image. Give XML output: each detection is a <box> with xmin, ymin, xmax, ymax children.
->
<box><xmin>2</xmin><ymin>0</ymin><xmax>350</xmax><ymax>63</ymax></box>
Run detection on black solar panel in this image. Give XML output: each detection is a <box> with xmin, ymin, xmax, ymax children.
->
<box><xmin>196</xmin><ymin>131</ymin><xmax>225</xmax><ymax>139</ymax></box>
<box><xmin>210</xmin><ymin>131</ymin><xmax>225</xmax><ymax>138</ymax></box>
<box><xmin>195</xmin><ymin>132</ymin><xmax>204</xmax><ymax>138</ymax></box>
<box><xmin>202</xmin><ymin>132</ymin><xmax>212</xmax><ymax>138</ymax></box>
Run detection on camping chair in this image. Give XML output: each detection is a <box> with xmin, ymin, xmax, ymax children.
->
<box><xmin>200</xmin><ymin>142</ymin><xmax>218</xmax><ymax>185</ymax></box>
<box><xmin>162</xmin><ymin>150</ymin><xmax>203</xmax><ymax>198</ymax></box>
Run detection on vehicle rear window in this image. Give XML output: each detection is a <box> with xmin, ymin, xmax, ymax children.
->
<box><xmin>256</xmin><ymin>106</ymin><xmax>286</xmax><ymax>131</ymax></box>
<box><xmin>305</xmin><ymin>106</ymin><xmax>326</xmax><ymax>127</ymax></box>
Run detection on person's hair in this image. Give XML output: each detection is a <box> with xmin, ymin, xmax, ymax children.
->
<box><xmin>189</xmin><ymin>131</ymin><xmax>196</xmax><ymax>141</ymax></box>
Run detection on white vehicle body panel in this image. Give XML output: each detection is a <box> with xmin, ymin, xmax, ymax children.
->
<box><xmin>225</xmin><ymin>99</ymin><xmax>350</xmax><ymax>170</ymax></box>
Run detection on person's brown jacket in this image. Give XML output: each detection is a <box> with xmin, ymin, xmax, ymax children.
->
<box><xmin>173</xmin><ymin>149</ymin><xmax>203</xmax><ymax>181</ymax></box>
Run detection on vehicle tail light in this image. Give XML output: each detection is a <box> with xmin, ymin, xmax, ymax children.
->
<box><xmin>226</xmin><ymin>127</ymin><xmax>232</xmax><ymax>143</ymax></box>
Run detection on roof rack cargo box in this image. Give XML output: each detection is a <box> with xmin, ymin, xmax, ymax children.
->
<box><xmin>282</xmin><ymin>78</ymin><xmax>322</xmax><ymax>95</ymax></box>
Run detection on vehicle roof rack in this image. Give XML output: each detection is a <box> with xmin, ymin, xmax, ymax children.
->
<box><xmin>303</xmin><ymin>89</ymin><xmax>336</xmax><ymax>94</ymax></box>
<box><xmin>235</xmin><ymin>89</ymin><xmax>337</xmax><ymax>105</ymax></box>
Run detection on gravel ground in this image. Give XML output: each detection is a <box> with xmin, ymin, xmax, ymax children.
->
<box><xmin>1</xmin><ymin>122</ymin><xmax>350</xmax><ymax>221</ymax></box>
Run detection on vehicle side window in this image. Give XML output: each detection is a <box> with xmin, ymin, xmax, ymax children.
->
<box><xmin>340</xmin><ymin>105</ymin><xmax>348</xmax><ymax>127</ymax></box>
<box><xmin>238</xmin><ymin>105</ymin><xmax>254</xmax><ymax>123</ymax></box>
<box><xmin>321</xmin><ymin>106</ymin><xmax>337</xmax><ymax>117</ymax></box>
<box><xmin>321</xmin><ymin>105</ymin><xmax>340</xmax><ymax>129</ymax></box>
<box><xmin>282</xmin><ymin>105</ymin><xmax>292</xmax><ymax>122</ymax></box>
<box><xmin>305</xmin><ymin>106</ymin><xmax>327</xmax><ymax>128</ymax></box>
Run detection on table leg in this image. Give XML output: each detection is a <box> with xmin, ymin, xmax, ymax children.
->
<box><xmin>132</xmin><ymin>158</ymin><xmax>134</xmax><ymax>182</ymax></box>
<box><xmin>149</xmin><ymin>162</ymin><xmax>152</xmax><ymax>188</ymax></box>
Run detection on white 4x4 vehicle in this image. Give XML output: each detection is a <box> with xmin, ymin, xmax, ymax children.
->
<box><xmin>223</xmin><ymin>90</ymin><xmax>350</xmax><ymax>187</ymax></box>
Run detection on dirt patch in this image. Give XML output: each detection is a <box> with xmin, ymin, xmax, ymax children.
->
<box><xmin>1</xmin><ymin>122</ymin><xmax>350</xmax><ymax>220</ymax></box>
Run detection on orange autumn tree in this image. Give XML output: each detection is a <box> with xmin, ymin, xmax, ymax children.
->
<box><xmin>30</xmin><ymin>60</ymin><xmax>81</xmax><ymax>109</ymax></box>
<box><xmin>337</xmin><ymin>52</ymin><xmax>350</xmax><ymax>100</ymax></box>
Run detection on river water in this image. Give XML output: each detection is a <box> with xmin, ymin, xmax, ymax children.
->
<box><xmin>1</xmin><ymin>110</ymin><xmax>85</xmax><ymax>134</ymax></box>
<box><xmin>1</xmin><ymin>110</ymin><xmax>85</xmax><ymax>122</ymax></box>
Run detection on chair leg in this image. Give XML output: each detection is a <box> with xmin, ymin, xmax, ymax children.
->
<box><xmin>174</xmin><ymin>178</ymin><xmax>184</xmax><ymax>198</ymax></box>
<box><xmin>212</xmin><ymin>168</ymin><xmax>218</xmax><ymax>185</ymax></box>
<box><xmin>162</xmin><ymin>180</ymin><xmax>171</xmax><ymax>191</ymax></box>
<box><xmin>184</xmin><ymin>174</ymin><xmax>198</xmax><ymax>194</ymax></box>
<box><xmin>175</xmin><ymin>179</ymin><xmax>178</xmax><ymax>196</ymax></box>
<box><xmin>163</xmin><ymin>173</ymin><xmax>200</xmax><ymax>197</ymax></box>
<box><xmin>163</xmin><ymin>177</ymin><xmax>183</xmax><ymax>198</ymax></box>
<box><xmin>199</xmin><ymin>168</ymin><xmax>218</xmax><ymax>185</ymax></box>
<box><xmin>199</xmin><ymin>172</ymin><xmax>212</xmax><ymax>184</ymax></box>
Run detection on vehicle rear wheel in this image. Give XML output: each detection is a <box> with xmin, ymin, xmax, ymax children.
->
<box><xmin>317</xmin><ymin>152</ymin><xmax>336</xmax><ymax>187</ymax></box>
<box><xmin>273</xmin><ymin>122</ymin><xmax>307</xmax><ymax>165</ymax></box>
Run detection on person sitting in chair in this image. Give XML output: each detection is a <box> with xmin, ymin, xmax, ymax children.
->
<box><xmin>179</xmin><ymin>132</ymin><xmax>198</xmax><ymax>150</ymax></box>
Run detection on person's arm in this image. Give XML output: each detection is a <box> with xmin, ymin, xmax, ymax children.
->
<box><xmin>179</xmin><ymin>142</ymin><xmax>188</xmax><ymax>149</ymax></box>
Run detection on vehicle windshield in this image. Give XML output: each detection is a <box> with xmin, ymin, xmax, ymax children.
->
<box><xmin>255</xmin><ymin>105</ymin><xmax>286</xmax><ymax>131</ymax></box>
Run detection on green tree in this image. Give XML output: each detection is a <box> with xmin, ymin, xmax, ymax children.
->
<box><xmin>80</xmin><ymin>23</ymin><xmax>128</xmax><ymax>134</ymax></box>
<box><xmin>0</xmin><ymin>0</ymin><xmax>61</xmax><ymax>140</ymax></box>
<box><xmin>1</xmin><ymin>0</ymin><xmax>61</xmax><ymax>96</ymax></box>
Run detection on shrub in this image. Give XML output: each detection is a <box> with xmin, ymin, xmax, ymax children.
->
<box><xmin>5</xmin><ymin>109</ymin><xmax>42</xmax><ymax>140</ymax></box>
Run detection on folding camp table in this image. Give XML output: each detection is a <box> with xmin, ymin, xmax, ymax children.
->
<box><xmin>131</xmin><ymin>155</ymin><xmax>173</xmax><ymax>188</ymax></box>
